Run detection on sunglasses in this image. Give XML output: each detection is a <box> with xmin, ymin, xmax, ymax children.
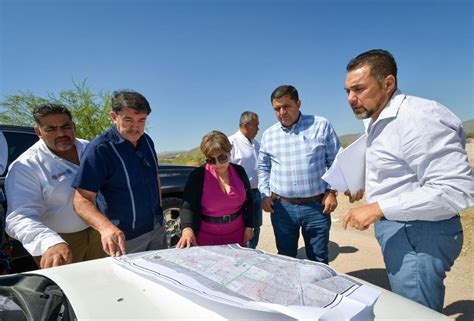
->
<box><xmin>206</xmin><ymin>153</ymin><xmax>229</xmax><ymax>165</ymax></box>
<box><xmin>136</xmin><ymin>150</ymin><xmax>152</xmax><ymax>168</ymax></box>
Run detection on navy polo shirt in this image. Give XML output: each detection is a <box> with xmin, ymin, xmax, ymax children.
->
<box><xmin>72</xmin><ymin>126</ymin><xmax>163</xmax><ymax>240</ymax></box>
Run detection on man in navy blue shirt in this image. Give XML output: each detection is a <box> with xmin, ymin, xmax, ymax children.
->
<box><xmin>73</xmin><ymin>90</ymin><xmax>164</xmax><ymax>257</ymax></box>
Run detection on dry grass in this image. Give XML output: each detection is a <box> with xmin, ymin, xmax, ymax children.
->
<box><xmin>460</xmin><ymin>207</ymin><xmax>474</xmax><ymax>258</ymax></box>
<box><xmin>334</xmin><ymin>197</ymin><xmax>473</xmax><ymax>260</ymax></box>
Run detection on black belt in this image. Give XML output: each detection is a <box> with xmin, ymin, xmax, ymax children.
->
<box><xmin>200</xmin><ymin>211</ymin><xmax>241</xmax><ymax>224</ymax></box>
<box><xmin>271</xmin><ymin>192</ymin><xmax>324</xmax><ymax>204</ymax></box>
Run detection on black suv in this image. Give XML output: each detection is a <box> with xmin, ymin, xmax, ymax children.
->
<box><xmin>0</xmin><ymin>125</ymin><xmax>194</xmax><ymax>272</ymax></box>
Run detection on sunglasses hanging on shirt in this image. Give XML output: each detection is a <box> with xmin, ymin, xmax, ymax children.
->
<box><xmin>136</xmin><ymin>150</ymin><xmax>152</xmax><ymax>168</ymax></box>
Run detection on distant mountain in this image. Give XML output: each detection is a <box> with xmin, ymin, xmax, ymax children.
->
<box><xmin>463</xmin><ymin>119</ymin><xmax>474</xmax><ymax>133</ymax></box>
<box><xmin>158</xmin><ymin>151</ymin><xmax>186</xmax><ymax>158</ymax></box>
<box><xmin>160</xmin><ymin>119</ymin><xmax>474</xmax><ymax>162</ymax></box>
<box><xmin>158</xmin><ymin>147</ymin><xmax>200</xmax><ymax>158</ymax></box>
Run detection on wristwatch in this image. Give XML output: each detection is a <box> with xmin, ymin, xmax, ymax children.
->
<box><xmin>327</xmin><ymin>189</ymin><xmax>338</xmax><ymax>196</ymax></box>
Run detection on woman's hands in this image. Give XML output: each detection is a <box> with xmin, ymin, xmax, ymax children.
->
<box><xmin>176</xmin><ymin>227</ymin><xmax>198</xmax><ymax>248</ymax></box>
<box><xmin>244</xmin><ymin>227</ymin><xmax>254</xmax><ymax>243</ymax></box>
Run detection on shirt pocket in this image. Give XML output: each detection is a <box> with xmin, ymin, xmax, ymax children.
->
<box><xmin>43</xmin><ymin>168</ymin><xmax>75</xmax><ymax>199</ymax></box>
<box><xmin>303</xmin><ymin>135</ymin><xmax>325</xmax><ymax>160</ymax></box>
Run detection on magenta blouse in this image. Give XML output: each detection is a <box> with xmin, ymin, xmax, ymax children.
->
<box><xmin>196</xmin><ymin>163</ymin><xmax>246</xmax><ymax>246</ymax></box>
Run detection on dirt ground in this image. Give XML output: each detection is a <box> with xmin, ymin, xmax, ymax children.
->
<box><xmin>257</xmin><ymin>196</ymin><xmax>474</xmax><ymax>321</ymax></box>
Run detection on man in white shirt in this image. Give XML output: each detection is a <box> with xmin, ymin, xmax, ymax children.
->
<box><xmin>5</xmin><ymin>104</ymin><xmax>103</xmax><ymax>269</ymax></box>
<box><xmin>228</xmin><ymin>111</ymin><xmax>261</xmax><ymax>248</ymax></box>
<box><xmin>342</xmin><ymin>49</ymin><xmax>474</xmax><ymax>311</ymax></box>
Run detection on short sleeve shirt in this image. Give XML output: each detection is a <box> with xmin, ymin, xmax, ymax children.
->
<box><xmin>72</xmin><ymin>126</ymin><xmax>162</xmax><ymax>240</ymax></box>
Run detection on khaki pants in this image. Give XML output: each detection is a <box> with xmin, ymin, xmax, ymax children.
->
<box><xmin>34</xmin><ymin>227</ymin><xmax>105</xmax><ymax>266</ymax></box>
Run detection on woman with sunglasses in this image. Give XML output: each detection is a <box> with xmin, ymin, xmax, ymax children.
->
<box><xmin>176</xmin><ymin>131</ymin><xmax>254</xmax><ymax>248</ymax></box>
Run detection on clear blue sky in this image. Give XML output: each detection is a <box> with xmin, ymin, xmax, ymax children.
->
<box><xmin>1</xmin><ymin>0</ymin><xmax>472</xmax><ymax>152</ymax></box>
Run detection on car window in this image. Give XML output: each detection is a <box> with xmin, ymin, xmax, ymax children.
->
<box><xmin>2</xmin><ymin>132</ymin><xmax>38</xmax><ymax>176</ymax></box>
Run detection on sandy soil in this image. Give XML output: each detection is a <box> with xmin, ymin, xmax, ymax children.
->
<box><xmin>257</xmin><ymin>196</ymin><xmax>474</xmax><ymax>321</ymax></box>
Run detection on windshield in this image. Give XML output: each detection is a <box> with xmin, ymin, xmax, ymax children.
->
<box><xmin>0</xmin><ymin>274</ymin><xmax>76</xmax><ymax>321</ymax></box>
<box><xmin>2</xmin><ymin>131</ymin><xmax>39</xmax><ymax>177</ymax></box>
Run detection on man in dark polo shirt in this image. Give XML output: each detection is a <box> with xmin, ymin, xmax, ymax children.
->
<box><xmin>72</xmin><ymin>90</ymin><xmax>164</xmax><ymax>257</ymax></box>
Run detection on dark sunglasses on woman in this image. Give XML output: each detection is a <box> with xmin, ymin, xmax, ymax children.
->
<box><xmin>206</xmin><ymin>153</ymin><xmax>229</xmax><ymax>165</ymax></box>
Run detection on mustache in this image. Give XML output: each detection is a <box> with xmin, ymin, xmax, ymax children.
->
<box><xmin>54</xmin><ymin>136</ymin><xmax>72</xmax><ymax>143</ymax></box>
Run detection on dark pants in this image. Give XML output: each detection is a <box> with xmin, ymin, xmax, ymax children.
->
<box><xmin>247</xmin><ymin>189</ymin><xmax>262</xmax><ymax>249</ymax></box>
<box><xmin>271</xmin><ymin>199</ymin><xmax>331</xmax><ymax>263</ymax></box>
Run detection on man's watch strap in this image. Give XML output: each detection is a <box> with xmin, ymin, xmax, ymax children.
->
<box><xmin>327</xmin><ymin>189</ymin><xmax>338</xmax><ymax>196</ymax></box>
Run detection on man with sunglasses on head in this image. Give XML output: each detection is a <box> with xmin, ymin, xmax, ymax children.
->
<box><xmin>73</xmin><ymin>90</ymin><xmax>165</xmax><ymax>257</ymax></box>
<box><xmin>5</xmin><ymin>104</ymin><xmax>104</xmax><ymax>269</ymax></box>
<box><xmin>258</xmin><ymin>85</ymin><xmax>340</xmax><ymax>264</ymax></box>
<box><xmin>228</xmin><ymin>111</ymin><xmax>262</xmax><ymax>249</ymax></box>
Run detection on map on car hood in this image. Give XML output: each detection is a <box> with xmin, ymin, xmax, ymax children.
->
<box><xmin>114</xmin><ymin>244</ymin><xmax>380</xmax><ymax>320</ymax></box>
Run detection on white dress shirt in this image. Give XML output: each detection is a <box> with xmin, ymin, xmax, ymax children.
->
<box><xmin>229</xmin><ymin>130</ymin><xmax>260</xmax><ymax>189</ymax></box>
<box><xmin>0</xmin><ymin>131</ymin><xmax>7</xmax><ymax>175</ymax></box>
<box><xmin>365</xmin><ymin>90</ymin><xmax>474</xmax><ymax>221</ymax></box>
<box><xmin>5</xmin><ymin>138</ymin><xmax>89</xmax><ymax>256</ymax></box>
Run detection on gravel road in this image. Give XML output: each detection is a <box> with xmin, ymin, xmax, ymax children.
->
<box><xmin>256</xmin><ymin>196</ymin><xmax>473</xmax><ymax>321</ymax></box>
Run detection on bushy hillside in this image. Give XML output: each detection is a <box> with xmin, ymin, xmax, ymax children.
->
<box><xmin>339</xmin><ymin>133</ymin><xmax>363</xmax><ymax>147</ymax></box>
<box><xmin>159</xmin><ymin>147</ymin><xmax>204</xmax><ymax>166</ymax></box>
<box><xmin>463</xmin><ymin>119</ymin><xmax>474</xmax><ymax>138</ymax></box>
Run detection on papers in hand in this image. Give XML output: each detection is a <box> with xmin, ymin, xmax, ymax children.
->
<box><xmin>322</xmin><ymin>134</ymin><xmax>367</xmax><ymax>195</ymax></box>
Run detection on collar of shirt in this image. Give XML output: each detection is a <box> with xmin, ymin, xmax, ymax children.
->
<box><xmin>365</xmin><ymin>90</ymin><xmax>406</xmax><ymax>134</ymax></box>
<box><xmin>280</xmin><ymin>112</ymin><xmax>302</xmax><ymax>133</ymax></box>
<box><xmin>37</xmin><ymin>138</ymin><xmax>88</xmax><ymax>163</ymax></box>
<box><xmin>234</xmin><ymin>130</ymin><xmax>254</xmax><ymax>146</ymax></box>
<box><xmin>111</xmin><ymin>125</ymin><xmax>126</xmax><ymax>144</ymax></box>
<box><xmin>110</xmin><ymin>125</ymin><xmax>148</xmax><ymax>150</ymax></box>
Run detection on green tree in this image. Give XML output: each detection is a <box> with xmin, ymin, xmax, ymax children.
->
<box><xmin>0</xmin><ymin>80</ymin><xmax>112</xmax><ymax>141</ymax></box>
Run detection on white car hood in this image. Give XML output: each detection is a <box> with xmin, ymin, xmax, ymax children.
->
<box><xmin>31</xmin><ymin>257</ymin><xmax>451</xmax><ymax>321</ymax></box>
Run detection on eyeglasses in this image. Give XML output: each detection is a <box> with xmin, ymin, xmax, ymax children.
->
<box><xmin>206</xmin><ymin>153</ymin><xmax>229</xmax><ymax>165</ymax></box>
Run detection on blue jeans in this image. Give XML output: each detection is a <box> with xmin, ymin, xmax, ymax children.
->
<box><xmin>271</xmin><ymin>199</ymin><xmax>331</xmax><ymax>263</ymax></box>
<box><xmin>375</xmin><ymin>216</ymin><xmax>463</xmax><ymax>312</ymax></box>
<box><xmin>247</xmin><ymin>189</ymin><xmax>262</xmax><ymax>249</ymax></box>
